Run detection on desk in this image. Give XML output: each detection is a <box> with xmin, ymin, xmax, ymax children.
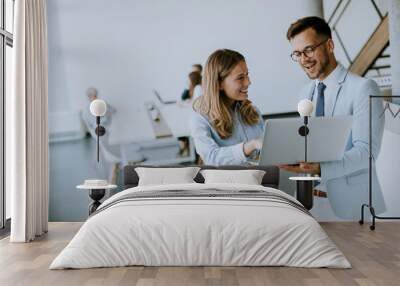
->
<box><xmin>107</xmin><ymin>101</ymin><xmax>192</xmax><ymax>145</ymax></box>
<box><xmin>107</xmin><ymin>104</ymin><xmax>155</xmax><ymax>146</ymax></box>
<box><xmin>159</xmin><ymin>102</ymin><xmax>192</xmax><ymax>137</ymax></box>
<box><xmin>106</xmin><ymin>101</ymin><xmax>195</xmax><ymax>165</ymax></box>
<box><xmin>145</xmin><ymin>102</ymin><xmax>173</xmax><ymax>138</ymax></box>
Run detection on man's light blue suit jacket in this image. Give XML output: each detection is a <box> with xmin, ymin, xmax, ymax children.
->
<box><xmin>300</xmin><ymin>64</ymin><xmax>386</xmax><ymax>219</ymax></box>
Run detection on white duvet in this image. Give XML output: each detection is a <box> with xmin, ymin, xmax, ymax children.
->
<box><xmin>50</xmin><ymin>183</ymin><xmax>351</xmax><ymax>269</ymax></box>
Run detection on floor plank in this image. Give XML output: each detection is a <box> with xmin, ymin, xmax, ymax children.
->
<box><xmin>0</xmin><ymin>222</ymin><xmax>399</xmax><ymax>286</ymax></box>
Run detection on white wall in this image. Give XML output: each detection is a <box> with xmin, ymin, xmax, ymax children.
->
<box><xmin>47</xmin><ymin>0</ymin><xmax>321</xmax><ymax>117</ymax></box>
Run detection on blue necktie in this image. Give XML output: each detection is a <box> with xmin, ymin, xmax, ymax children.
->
<box><xmin>315</xmin><ymin>82</ymin><xmax>326</xmax><ymax>117</ymax></box>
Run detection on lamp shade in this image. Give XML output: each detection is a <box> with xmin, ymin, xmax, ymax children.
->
<box><xmin>90</xmin><ymin>99</ymin><xmax>107</xmax><ymax>117</ymax></box>
<box><xmin>297</xmin><ymin>99</ymin><xmax>314</xmax><ymax>117</ymax></box>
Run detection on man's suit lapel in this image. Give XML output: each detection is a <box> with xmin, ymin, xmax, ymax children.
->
<box><xmin>326</xmin><ymin>65</ymin><xmax>348</xmax><ymax>116</ymax></box>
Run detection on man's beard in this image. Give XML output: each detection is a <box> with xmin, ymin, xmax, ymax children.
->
<box><xmin>306</xmin><ymin>58</ymin><xmax>330</xmax><ymax>80</ymax></box>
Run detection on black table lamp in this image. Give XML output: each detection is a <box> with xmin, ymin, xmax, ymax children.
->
<box><xmin>89</xmin><ymin>99</ymin><xmax>107</xmax><ymax>162</ymax></box>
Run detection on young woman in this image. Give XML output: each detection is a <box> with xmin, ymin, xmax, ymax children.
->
<box><xmin>190</xmin><ymin>49</ymin><xmax>264</xmax><ymax>165</ymax></box>
<box><xmin>181</xmin><ymin>71</ymin><xmax>202</xmax><ymax>101</ymax></box>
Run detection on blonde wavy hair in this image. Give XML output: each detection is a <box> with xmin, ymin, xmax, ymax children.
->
<box><xmin>193</xmin><ymin>49</ymin><xmax>260</xmax><ymax>139</ymax></box>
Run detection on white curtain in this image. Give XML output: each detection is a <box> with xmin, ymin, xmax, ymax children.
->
<box><xmin>9</xmin><ymin>0</ymin><xmax>49</xmax><ymax>242</ymax></box>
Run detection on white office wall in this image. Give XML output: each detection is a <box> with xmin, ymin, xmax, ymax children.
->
<box><xmin>47</xmin><ymin>0</ymin><xmax>321</xmax><ymax>117</ymax></box>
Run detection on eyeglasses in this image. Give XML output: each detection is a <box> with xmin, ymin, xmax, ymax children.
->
<box><xmin>290</xmin><ymin>38</ymin><xmax>329</xmax><ymax>62</ymax></box>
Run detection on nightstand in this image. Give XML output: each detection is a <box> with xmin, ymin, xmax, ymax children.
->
<box><xmin>289</xmin><ymin>176</ymin><xmax>320</xmax><ymax>210</ymax></box>
<box><xmin>77</xmin><ymin>180</ymin><xmax>117</xmax><ymax>215</ymax></box>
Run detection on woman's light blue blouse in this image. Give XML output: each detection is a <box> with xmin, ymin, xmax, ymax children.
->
<box><xmin>190</xmin><ymin>103</ymin><xmax>264</xmax><ymax>166</ymax></box>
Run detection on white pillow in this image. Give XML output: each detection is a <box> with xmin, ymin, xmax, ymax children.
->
<box><xmin>135</xmin><ymin>167</ymin><xmax>200</xmax><ymax>186</ymax></box>
<box><xmin>200</xmin><ymin>169</ymin><xmax>266</xmax><ymax>185</ymax></box>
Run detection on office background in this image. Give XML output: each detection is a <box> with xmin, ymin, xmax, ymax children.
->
<box><xmin>42</xmin><ymin>0</ymin><xmax>400</xmax><ymax>222</ymax></box>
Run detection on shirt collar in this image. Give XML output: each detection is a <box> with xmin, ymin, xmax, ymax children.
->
<box><xmin>314</xmin><ymin>63</ymin><xmax>342</xmax><ymax>89</ymax></box>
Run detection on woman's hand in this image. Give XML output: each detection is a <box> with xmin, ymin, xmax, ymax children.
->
<box><xmin>243</xmin><ymin>139</ymin><xmax>263</xmax><ymax>157</ymax></box>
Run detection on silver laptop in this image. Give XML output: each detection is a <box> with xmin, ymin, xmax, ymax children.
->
<box><xmin>153</xmin><ymin>89</ymin><xmax>177</xmax><ymax>105</ymax></box>
<box><xmin>259</xmin><ymin>116</ymin><xmax>353</xmax><ymax>166</ymax></box>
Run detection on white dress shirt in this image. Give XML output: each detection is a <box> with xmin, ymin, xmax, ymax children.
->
<box><xmin>312</xmin><ymin>64</ymin><xmax>342</xmax><ymax>116</ymax></box>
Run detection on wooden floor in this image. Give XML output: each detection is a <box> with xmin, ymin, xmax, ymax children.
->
<box><xmin>0</xmin><ymin>222</ymin><xmax>399</xmax><ymax>286</ymax></box>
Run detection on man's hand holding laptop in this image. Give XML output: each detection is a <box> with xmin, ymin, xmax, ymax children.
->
<box><xmin>279</xmin><ymin>162</ymin><xmax>320</xmax><ymax>175</ymax></box>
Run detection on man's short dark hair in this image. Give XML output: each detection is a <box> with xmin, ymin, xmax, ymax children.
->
<box><xmin>286</xmin><ymin>16</ymin><xmax>332</xmax><ymax>40</ymax></box>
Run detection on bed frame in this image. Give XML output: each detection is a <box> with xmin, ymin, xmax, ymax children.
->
<box><xmin>123</xmin><ymin>165</ymin><xmax>279</xmax><ymax>189</ymax></box>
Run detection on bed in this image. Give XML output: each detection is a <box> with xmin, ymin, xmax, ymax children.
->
<box><xmin>50</xmin><ymin>165</ymin><xmax>350</xmax><ymax>269</ymax></box>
